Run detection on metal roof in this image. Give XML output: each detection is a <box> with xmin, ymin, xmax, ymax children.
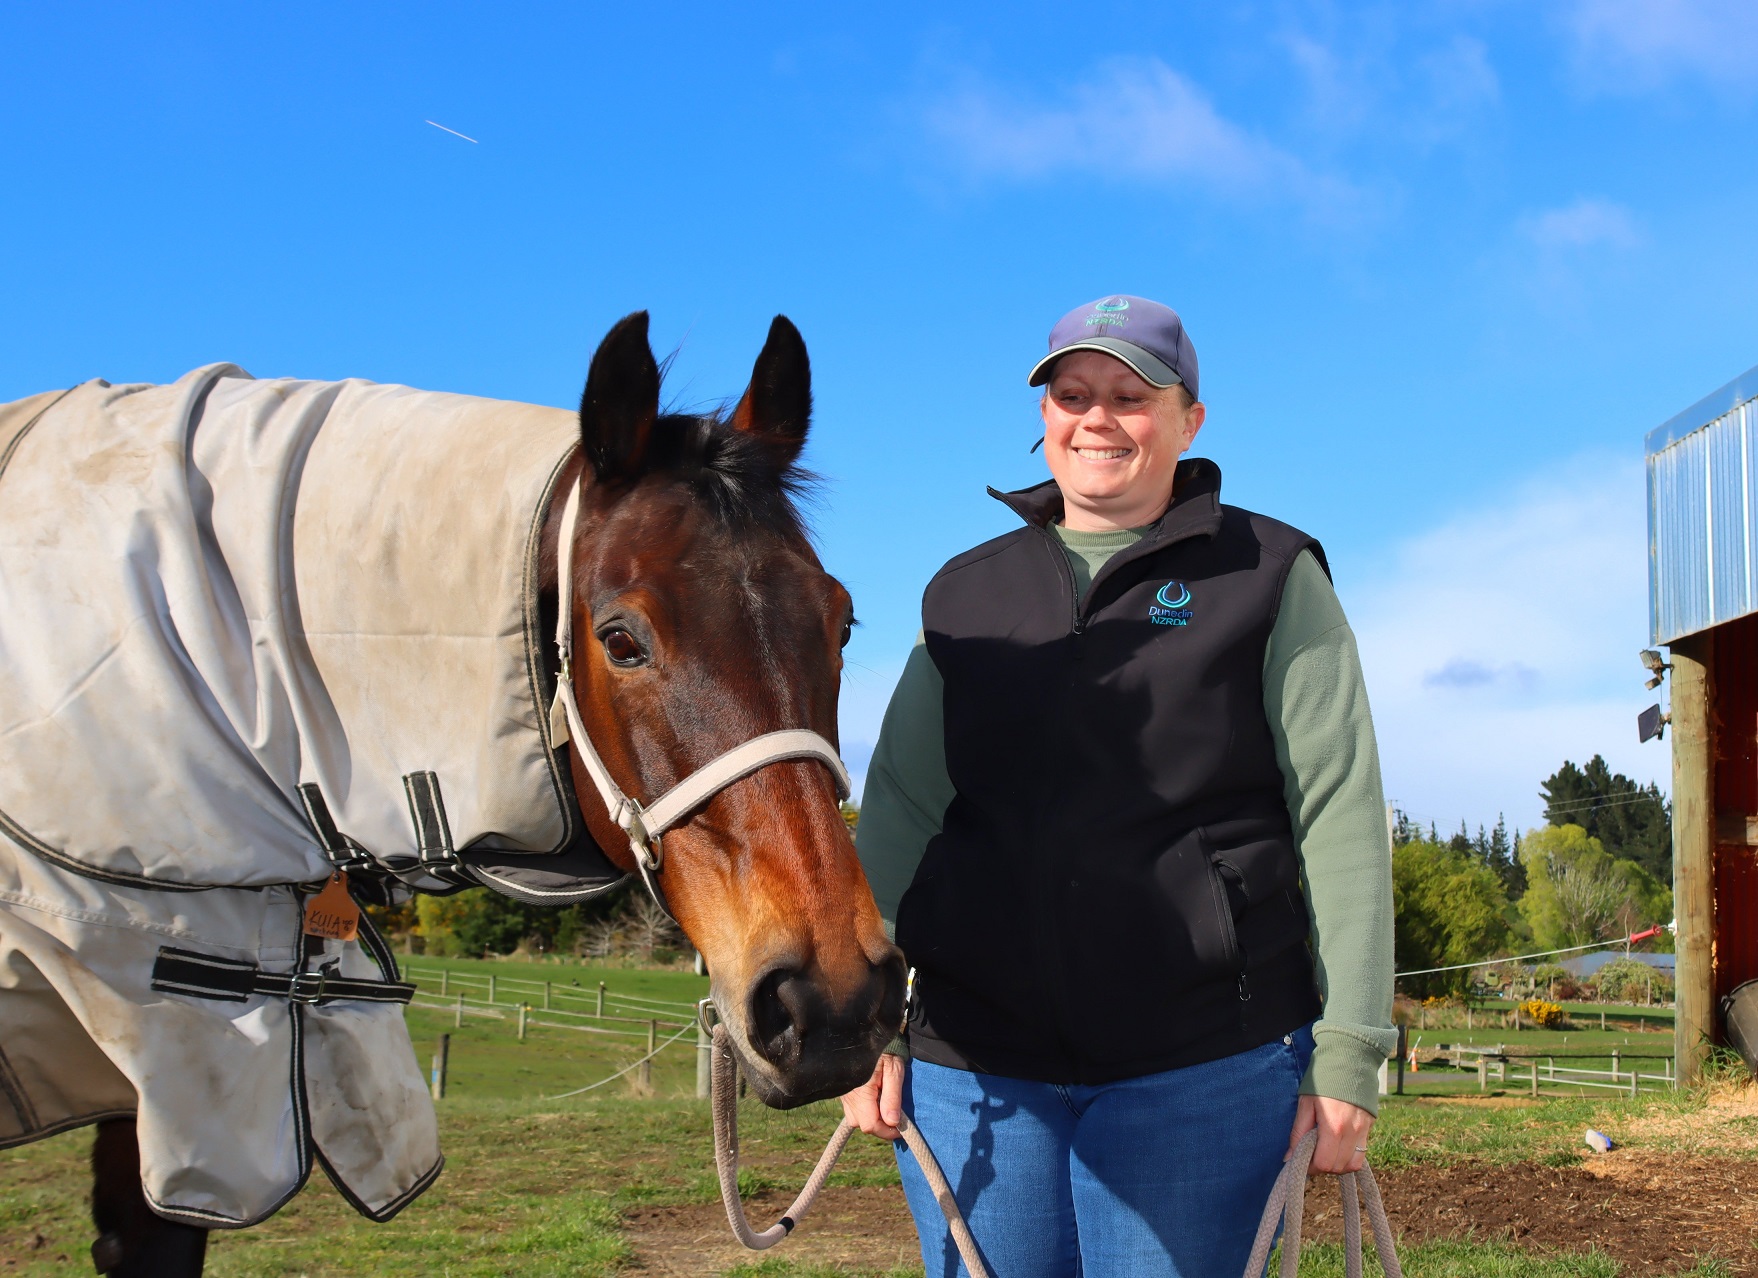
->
<box><xmin>1648</xmin><ymin>365</ymin><xmax>1758</xmax><ymax>643</ymax></box>
<box><xmin>1647</xmin><ymin>361</ymin><xmax>1758</xmax><ymax>457</ymax></box>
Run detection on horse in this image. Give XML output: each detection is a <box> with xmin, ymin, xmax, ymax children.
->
<box><xmin>0</xmin><ymin>312</ymin><xmax>904</xmax><ymax>1275</ymax></box>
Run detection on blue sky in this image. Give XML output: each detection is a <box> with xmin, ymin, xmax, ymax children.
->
<box><xmin>5</xmin><ymin>1</ymin><xmax>1756</xmax><ymax>832</ymax></box>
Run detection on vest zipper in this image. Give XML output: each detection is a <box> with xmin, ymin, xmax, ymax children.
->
<box><xmin>1203</xmin><ymin>843</ymin><xmax>1251</xmax><ymax>1028</ymax></box>
<box><xmin>1037</xmin><ymin>530</ymin><xmax>1087</xmax><ymax>656</ymax></box>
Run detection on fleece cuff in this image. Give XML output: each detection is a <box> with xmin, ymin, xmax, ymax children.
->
<box><xmin>1299</xmin><ymin>1022</ymin><xmax>1397</xmax><ymax>1117</ymax></box>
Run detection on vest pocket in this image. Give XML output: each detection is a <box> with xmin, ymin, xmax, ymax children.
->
<box><xmin>1198</xmin><ymin>829</ymin><xmax>1256</xmax><ymax>1017</ymax></box>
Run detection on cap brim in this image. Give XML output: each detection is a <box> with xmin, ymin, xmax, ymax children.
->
<box><xmin>1027</xmin><ymin>338</ymin><xmax>1182</xmax><ymax>389</ymax></box>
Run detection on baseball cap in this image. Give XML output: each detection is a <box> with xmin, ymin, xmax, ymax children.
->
<box><xmin>1027</xmin><ymin>295</ymin><xmax>1199</xmax><ymax>401</ymax></box>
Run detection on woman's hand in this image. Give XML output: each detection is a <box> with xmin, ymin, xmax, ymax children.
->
<box><xmin>1286</xmin><ymin>1094</ymin><xmax>1374</xmax><ymax>1174</ymax></box>
<box><xmin>840</xmin><ymin>1053</ymin><xmax>906</xmax><ymax>1140</ymax></box>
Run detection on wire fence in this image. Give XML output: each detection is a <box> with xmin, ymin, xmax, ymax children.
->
<box><xmin>405</xmin><ymin>965</ymin><xmax>714</xmax><ymax>1100</ymax></box>
<box><xmin>402</xmin><ymin>963</ymin><xmax>699</xmax><ymax>1026</ymax></box>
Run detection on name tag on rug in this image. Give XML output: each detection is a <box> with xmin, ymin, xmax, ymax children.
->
<box><xmin>304</xmin><ymin>872</ymin><xmax>361</xmax><ymax>941</ymax></box>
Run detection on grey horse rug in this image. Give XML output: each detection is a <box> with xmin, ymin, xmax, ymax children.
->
<box><xmin>0</xmin><ymin>365</ymin><xmax>627</xmax><ymax>1226</ymax></box>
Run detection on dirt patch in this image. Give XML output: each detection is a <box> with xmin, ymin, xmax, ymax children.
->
<box><xmin>622</xmin><ymin>1186</ymin><xmax>920</xmax><ymax>1276</ymax></box>
<box><xmin>625</xmin><ymin>1157</ymin><xmax>1758</xmax><ymax>1276</ymax></box>
<box><xmin>1302</xmin><ymin>1157</ymin><xmax>1758</xmax><ymax>1274</ymax></box>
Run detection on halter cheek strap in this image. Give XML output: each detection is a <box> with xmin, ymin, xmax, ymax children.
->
<box><xmin>548</xmin><ymin>479</ymin><xmax>852</xmax><ymax>918</ymax></box>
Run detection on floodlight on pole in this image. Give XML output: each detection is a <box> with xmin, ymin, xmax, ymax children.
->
<box><xmin>1638</xmin><ymin>703</ymin><xmax>1669</xmax><ymax>743</ymax></box>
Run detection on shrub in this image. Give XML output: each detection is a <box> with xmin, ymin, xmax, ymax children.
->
<box><xmin>1519</xmin><ymin>999</ymin><xmax>1566</xmax><ymax>1028</ymax></box>
<box><xmin>1593</xmin><ymin>957</ymin><xmax>1673</xmax><ymax>1004</ymax></box>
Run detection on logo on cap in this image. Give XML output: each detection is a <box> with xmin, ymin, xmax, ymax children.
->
<box><xmin>1087</xmin><ymin>296</ymin><xmax>1130</xmax><ymax>329</ymax></box>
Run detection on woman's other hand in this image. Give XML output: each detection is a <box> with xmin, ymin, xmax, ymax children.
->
<box><xmin>840</xmin><ymin>1053</ymin><xmax>906</xmax><ymax>1140</ymax></box>
<box><xmin>1286</xmin><ymin>1094</ymin><xmax>1374</xmax><ymax>1174</ymax></box>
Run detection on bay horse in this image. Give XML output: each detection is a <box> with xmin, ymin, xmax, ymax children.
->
<box><xmin>0</xmin><ymin>312</ymin><xmax>903</xmax><ymax>1274</ymax></box>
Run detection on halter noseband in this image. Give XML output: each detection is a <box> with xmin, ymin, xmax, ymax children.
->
<box><xmin>548</xmin><ymin>478</ymin><xmax>852</xmax><ymax>917</ymax></box>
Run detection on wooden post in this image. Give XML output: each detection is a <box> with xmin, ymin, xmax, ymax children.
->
<box><xmin>1530</xmin><ymin>1060</ymin><xmax>1539</xmax><ymax>1096</ymax></box>
<box><xmin>439</xmin><ymin>969</ymin><xmax>448</xmax><ymax>997</ymax></box>
<box><xmin>1611</xmin><ymin>1049</ymin><xmax>1620</xmax><ymax>1081</ymax></box>
<box><xmin>431</xmin><ymin>1033</ymin><xmax>450</xmax><ymax>1100</ymax></box>
<box><xmin>488</xmin><ymin>974</ymin><xmax>497</xmax><ymax>1005</ymax></box>
<box><xmin>1478</xmin><ymin>1058</ymin><xmax>1488</xmax><ymax>1092</ymax></box>
<box><xmin>1630</xmin><ymin>1070</ymin><xmax>1639</xmax><ymax>1099</ymax></box>
<box><xmin>455</xmin><ymin>992</ymin><xmax>464</xmax><ymax>1028</ymax></box>
<box><xmin>640</xmin><ymin>1020</ymin><xmax>656</xmax><ymax>1090</ymax></box>
<box><xmin>1601</xmin><ymin>1010</ymin><xmax>1606</xmax><ymax>1031</ymax></box>
<box><xmin>517</xmin><ymin>1003</ymin><xmax>528</xmax><ymax>1041</ymax></box>
<box><xmin>543</xmin><ymin>981</ymin><xmax>552</xmax><ymax>1011</ymax></box>
<box><xmin>1671</xmin><ymin>637</ymin><xmax>1714</xmax><ymax>1084</ymax></box>
<box><xmin>597</xmin><ymin>982</ymin><xmax>606</xmax><ymax>1018</ymax></box>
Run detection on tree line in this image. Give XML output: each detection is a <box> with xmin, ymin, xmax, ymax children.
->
<box><xmin>1393</xmin><ymin>755</ymin><xmax>1673</xmax><ymax>997</ymax></box>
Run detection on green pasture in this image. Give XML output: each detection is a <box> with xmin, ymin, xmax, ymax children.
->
<box><xmin>0</xmin><ymin>959</ymin><xmax>1741</xmax><ymax>1276</ymax></box>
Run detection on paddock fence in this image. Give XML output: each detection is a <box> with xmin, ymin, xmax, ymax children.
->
<box><xmin>400</xmin><ymin>964</ymin><xmax>712</xmax><ymax>1097</ymax></box>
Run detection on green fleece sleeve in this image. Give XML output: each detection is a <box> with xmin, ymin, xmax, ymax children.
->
<box><xmin>854</xmin><ymin>634</ymin><xmax>953</xmax><ymax>941</ymax></box>
<box><xmin>1264</xmin><ymin>550</ymin><xmax>1398</xmax><ymax>1115</ymax></box>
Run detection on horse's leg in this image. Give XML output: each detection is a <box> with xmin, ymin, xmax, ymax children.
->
<box><xmin>90</xmin><ymin>1118</ymin><xmax>209</xmax><ymax>1277</ymax></box>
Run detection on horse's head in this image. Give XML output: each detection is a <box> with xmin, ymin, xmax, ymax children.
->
<box><xmin>550</xmin><ymin>311</ymin><xmax>905</xmax><ymax>1107</ymax></box>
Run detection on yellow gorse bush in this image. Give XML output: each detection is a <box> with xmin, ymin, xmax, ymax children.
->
<box><xmin>1519</xmin><ymin>999</ymin><xmax>1566</xmax><ymax>1028</ymax></box>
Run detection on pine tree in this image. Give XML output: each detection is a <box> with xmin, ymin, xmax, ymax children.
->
<box><xmin>1540</xmin><ymin>755</ymin><xmax>1671</xmax><ymax>883</ymax></box>
<box><xmin>1486</xmin><ymin>813</ymin><xmax>1525</xmax><ymax>898</ymax></box>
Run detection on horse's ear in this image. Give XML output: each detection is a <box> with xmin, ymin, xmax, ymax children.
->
<box><xmin>731</xmin><ymin>315</ymin><xmax>811</xmax><ymax>463</ymax></box>
<box><xmin>580</xmin><ymin>311</ymin><xmax>660</xmax><ymax>482</ymax></box>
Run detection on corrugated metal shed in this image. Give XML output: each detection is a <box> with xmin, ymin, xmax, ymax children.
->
<box><xmin>1647</xmin><ymin>362</ymin><xmax>1758</xmax><ymax>644</ymax></box>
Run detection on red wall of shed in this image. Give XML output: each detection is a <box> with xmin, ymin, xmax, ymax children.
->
<box><xmin>1711</xmin><ymin>612</ymin><xmax>1758</xmax><ymax>1009</ymax></box>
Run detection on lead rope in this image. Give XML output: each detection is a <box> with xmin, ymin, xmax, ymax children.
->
<box><xmin>709</xmin><ymin>1024</ymin><xmax>992</xmax><ymax>1278</ymax></box>
<box><xmin>1241</xmin><ymin>1127</ymin><xmax>1402</xmax><ymax>1278</ymax></box>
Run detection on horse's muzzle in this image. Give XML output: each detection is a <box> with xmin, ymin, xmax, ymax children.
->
<box><xmin>740</xmin><ymin>949</ymin><xmax>907</xmax><ymax>1108</ymax></box>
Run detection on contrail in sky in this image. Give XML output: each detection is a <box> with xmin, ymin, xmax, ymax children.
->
<box><xmin>424</xmin><ymin>120</ymin><xmax>479</xmax><ymax>144</ymax></box>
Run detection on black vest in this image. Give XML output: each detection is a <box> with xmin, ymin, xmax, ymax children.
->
<box><xmin>897</xmin><ymin>460</ymin><xmax>1324</xmax><ymax>1083</ymax></box>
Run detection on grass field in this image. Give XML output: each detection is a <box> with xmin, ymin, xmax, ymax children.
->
<box><xmin>2</xmin><ymin>959</ymin><xmax>1748</xmax><ymax>1276</ymax></box>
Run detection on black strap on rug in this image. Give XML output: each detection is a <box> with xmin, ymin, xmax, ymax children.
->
<box><xmin>150</xmin><ymin>947</ymin><xmax>416</xmax><ymax>1006</ymax></box>
<box><xmin>298</xmin><ymin>783</ymin><xmax>377</xmax><ymax>874</ymax></box>
<box><xmin>402</xmin><ymin>770</ymin><xmax>475</xmax><ymax>888</ymax></box>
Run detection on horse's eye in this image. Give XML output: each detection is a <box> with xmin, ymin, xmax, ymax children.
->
<box><xmin>602</xmin><ymin>628</ymin><xmax>644</xmax><ymax>666</ymax></box>
<box><xmin>839</xmin><ymin>620</ymin><xmax>854</xmax><ymax>649</ymax></box>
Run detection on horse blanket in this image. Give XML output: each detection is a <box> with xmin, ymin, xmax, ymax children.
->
<box><xmin>0</xmin><ymin>365</ymin><xmax>625</xmax><ymax>1225</ymax></box>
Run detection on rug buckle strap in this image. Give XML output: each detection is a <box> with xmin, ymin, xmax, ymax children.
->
<box><xmin>298</xmin><ymin>783</ymin><xmax>376</xmax><ymax>873</ymax></box>
<box><xmin>402</xmin><ymin>771</ymin><xmax>474</xmax><ymax>887</ymax></box>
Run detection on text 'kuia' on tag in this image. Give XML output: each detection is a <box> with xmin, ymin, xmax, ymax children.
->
<box><xmin>304</xmin><ymin>871</ymin><xmax>361</xmax><ymax>941</ymax></box>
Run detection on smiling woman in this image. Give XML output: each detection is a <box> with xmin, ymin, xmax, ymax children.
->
<box><xmin>1037</xmin><ymin>350</ymin><xmax>1203</xmax><ymax>531</ymax></box>
<box><xmin>842</xmin><ymin>295</ymin><xmax>1400</xmax><ymax>1278</ymax></box>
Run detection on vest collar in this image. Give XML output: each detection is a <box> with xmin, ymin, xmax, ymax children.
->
<box><xmin>988</xmin><ymin>457</ymin><xmax>1226</xmax><ymax>548</ymax></box>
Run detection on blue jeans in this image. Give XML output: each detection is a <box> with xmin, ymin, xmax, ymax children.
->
<box><xmin>895</xmin><ymin>1026</ymin><xmax>1314</xmax><ymax>1278</ymax></box>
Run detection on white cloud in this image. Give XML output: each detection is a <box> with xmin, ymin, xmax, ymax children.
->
<box><xmin>1276</xmin><ymin>25</ymin><xmax>1498</xmax><ymax>150</ymax></box>
<box><xmin>1519</xmin><ymin>198</ymin><xmax>1641</xmax><ymax>252</ymax></box>
<box><xmin>920</xmin><ymin>57</ymin><xmax>1361</xmax><ymax>216</ymax></box>
<box><xmin>1417</xmin><ymin>36</ymin><xmax>1501</xmax><ymax>125</ymax></box>
<box><xmin>1344</xmin><ymin>453</ymin><xmax>1666</xmax><ymax>834</ymax></box>
<box><xmin>1564</xmin><ymin>0</ymin><xmax>1758</xmax><ymax>92</ymax></box>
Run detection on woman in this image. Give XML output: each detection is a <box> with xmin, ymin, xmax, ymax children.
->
<box><xmin>843</xmin><ymin>296</ymin><xmax>1396</xmax><ymax>1277</ymax></box>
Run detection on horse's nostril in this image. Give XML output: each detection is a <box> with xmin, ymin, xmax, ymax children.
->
<box><xmin>749</xmin><ymin>967</ymin><xmax>810</xmax><ymax>1068</ymax></box>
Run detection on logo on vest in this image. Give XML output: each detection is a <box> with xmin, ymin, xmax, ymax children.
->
<box><xmin>1149</xmin><ymin>580</ymin><xmax>1193</xmax><ymax>626</ymax></box>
